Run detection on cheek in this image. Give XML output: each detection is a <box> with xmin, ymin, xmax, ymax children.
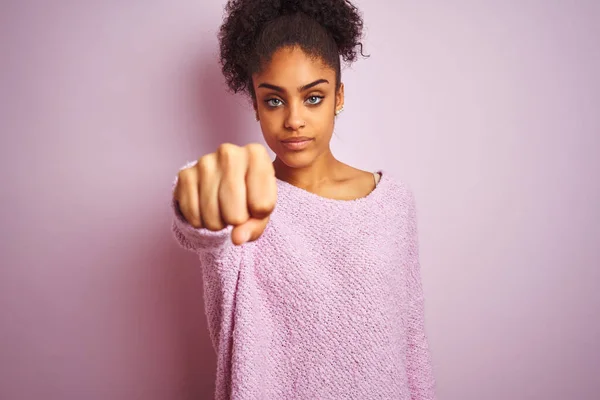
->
<box><xmin>259</xmin><ymin>114</ymin><xmax>279</xmax><ymax>135</ymax></box>
<box><xmin>313</xmin><ymin>108</ymin><xmax>336</xmax><ymax>135</ymax></box>
<box><xmin>258</xmin><ymin>118</ymin><xmax>280</xmax><ymax>146</ymax></box>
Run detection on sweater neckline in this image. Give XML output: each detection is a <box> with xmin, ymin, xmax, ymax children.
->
<box><xmin>275</xmin><ymin>170</ymin><xmax>386</xmax><ymax>205</ymax></box>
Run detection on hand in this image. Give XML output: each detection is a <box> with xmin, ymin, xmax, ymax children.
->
<box><xmin>174</xmin><ymin>143</ymin><xmax>277</xmax><ymax>245</ymax></box>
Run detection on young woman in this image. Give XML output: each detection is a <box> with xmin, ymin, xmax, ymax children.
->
<box><xmin>172</xmin><ymin>0</ymin><xmax>436</xmax><ymax>398</ymax></box>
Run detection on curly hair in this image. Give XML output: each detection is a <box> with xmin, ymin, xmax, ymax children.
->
<box><xmin>218</xmin><ymin>0</ymin><xmax>366</xmax><ymax>98</ymax></box>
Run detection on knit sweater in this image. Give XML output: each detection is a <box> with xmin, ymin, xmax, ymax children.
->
<box><xmin>172</xmin><ymin>170</ymin><xmax>436</xmax><ymax>400</ymax></box>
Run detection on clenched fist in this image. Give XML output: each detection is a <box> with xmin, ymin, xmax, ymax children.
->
<box><xmin>174</xmin><ymin>143</ymin><xmax>277</xmax><ymax>245</ymax></box>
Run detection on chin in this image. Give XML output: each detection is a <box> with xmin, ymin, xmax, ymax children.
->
<box><xmin>274</xmin><ymin>150</ymin><xmax>317</xmax><ymax>169</ymax></box>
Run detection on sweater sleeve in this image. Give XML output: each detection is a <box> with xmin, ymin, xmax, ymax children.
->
<box><xmin>171</xmin><ymin>161</ymin><xmax>243</xmax><ymax>274</ymax></box>
<box><xmin>171</xmin><ymin>197</ymin><xmax>233</xmax><ymax>255</ymax></box>
<box><xmin>404</xmin><ymin>189</ymin><xmax>437</xmax><ymax>400</ymax></box>
<box><xmin>171</xmin><ymin>162</ymin><xmax>244</xmax><ymax>355</ymax></box>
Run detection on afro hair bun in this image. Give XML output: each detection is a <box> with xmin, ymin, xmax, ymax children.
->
<box><xmin>218</xmin><ymin>0</ymin><xmax>366</xmax><ymax>96</ymax></box>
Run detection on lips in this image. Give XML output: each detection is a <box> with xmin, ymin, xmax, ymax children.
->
<box><xmin>281</xmin><ymin>136</ymin><xmax>313</xmax><ymax>143</ymax></box>
<box><xmin>280</xmin><ymin>137</ymin><xmax>313</xmax><ymax>151</ymax></box>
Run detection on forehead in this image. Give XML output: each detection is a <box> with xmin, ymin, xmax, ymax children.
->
<box><xmin>254</xmin><ymin>46</ymin><xmax>335</xmax><ymax>87</ymax></box>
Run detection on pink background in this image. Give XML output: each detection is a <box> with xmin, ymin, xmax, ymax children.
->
<box><xmin>1</xmin><ymin>1</ymin><xmax>599</xmax><ymax>399</ymax></box>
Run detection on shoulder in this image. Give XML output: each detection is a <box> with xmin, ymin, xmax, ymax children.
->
<box><xmin>379</xmin><ymin>170</ymin><xmax>417</xmax><ymax>208</ymax></box>
<box><xmin>376</xmin><ymin>172</ymin><xmax>420</xmax><ymax>240</ymax></box>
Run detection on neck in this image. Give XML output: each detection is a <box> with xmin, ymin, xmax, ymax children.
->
<box><xmin>273</xmin><ymin>150</ymin><xmax>342</xmax><ymax>190</ymax></box>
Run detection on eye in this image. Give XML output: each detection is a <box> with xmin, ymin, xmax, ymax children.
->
<box><xmin>306</xmin><ymin>95</ymin><xmax>324</xmax><ymax>105</ymax></box>
<box><xmin>266</xmin><ymin>98</ymin><xmax>283</xmax><ymax>107</ymax></box>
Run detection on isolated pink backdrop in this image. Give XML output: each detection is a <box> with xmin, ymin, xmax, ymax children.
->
<box><xmin>1</xmin><ymin>1</ymin><xmax>599</xmax><ymax>399</ymax></box>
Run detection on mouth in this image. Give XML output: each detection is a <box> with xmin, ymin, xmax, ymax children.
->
<box><xmin>280</xmin><ymin>137</ymin><xmax>314</xmax><ymax>151</ymax></box>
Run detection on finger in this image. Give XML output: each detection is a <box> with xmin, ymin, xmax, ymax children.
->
<box><xmin>198</xmin><ymin>154</ymin><xmax>225</xmax><ymax>231</ymax></box>
<box><xmin>219</xmin><ymin>144</ymin><xmax>250</xmax><ymax>226</ymax></box>
<box><xmin>245</xmin><ymin>144</ymin><xmax>277</xmax><ymax>219</ymax></box>
<box><xmin>176</xmin><ymin>168</ymin><xmax>202</xmax><ymax>228</ymax></box>
<box><xmin>231</xmin><ymin>216</ymin><xmax>271</xmax><ymax>245</ymax></box>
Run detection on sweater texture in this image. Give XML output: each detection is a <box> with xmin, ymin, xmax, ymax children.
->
<box><xmin>172</xmin><ymin>169</ymin><xmax>436</xmax><ymax>399</ymax></box>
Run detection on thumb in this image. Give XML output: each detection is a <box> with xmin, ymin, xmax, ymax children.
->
<box><xmin>231</xmin><ymin>216</ymin><xmax>270</xmax><ymax>246</ymax></box>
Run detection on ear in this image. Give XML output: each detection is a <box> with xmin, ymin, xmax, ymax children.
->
<box><xmin>335</xmin><ymin>82</ymin><xmax>345</xmax><ymax>114</ymax></box>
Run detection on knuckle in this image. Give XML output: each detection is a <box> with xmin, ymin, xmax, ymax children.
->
<box><xmin>179</xmin><ymin>204</ymin><xmax>201</xmax><ymax>228</ymax></box>
<box><xmin>223</xmin><ymin>213</ymin><xmax>246</xmax><ymax>226</ymax></box>
<box><xmin>200</xmin><ymin>206</ymin><xmax>223</xmax><ymax>232</ymax></box>
<box><xmin>203</xmin><ymin>219</ymin><xmax>224</xmax><ymax>231</ymax></box>
<box><xmin>188</xmin><ymin>215</ymin><xmax>202</xmax><ymax>229</ymax></box>
<box><xmin>245</xmin><ymin>143</ymin><xmax>267</xmax><ymax>157</ymax></box>
<box><xmin>173</xmin><ymin>185</ymin><xmax>186</xmax><ymax>203</ymax></box>
<box><xmin>217</xmin><ymin>143</ymin><xmax>241</xmax><ymax>169</ymax></box>
<box><xmin>220</xmin><ymin>190</ymin><xmax>248</xmax><ymax>227</ymax></box>
<box><xmin>197</xmin><ymin>154</ymin><xmax>214</xmax><ymax>172</ymax></box>
<box><xmin>219</xmin><ymin>180</ymin><xmax>235</xmax><ymax>198</ymax></box>
<box><xmin>177</xmin><ymin>168</ymin><xmax>193</xmax><ymax>185</ymax></box>
<box><xmin>250</xmin><ymin>199</ymin><xmax>275</xmax><ymax>216</ymax></box>
<box><xmin>217</xmin><ymin>143</ymin><xmax>236</xmax><ymax>158</ymax></box>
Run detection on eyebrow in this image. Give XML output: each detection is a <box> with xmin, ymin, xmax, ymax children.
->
<box><xmin>257</xmin><ymin>79</ymin><xmax>329</xmax><ymax>93</ymax></box>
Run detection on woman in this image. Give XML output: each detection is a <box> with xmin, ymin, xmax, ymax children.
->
<box><xmin>172</xmin><ymin>0</ymin><xmax>436</xmax><ymax>398</ymax></box>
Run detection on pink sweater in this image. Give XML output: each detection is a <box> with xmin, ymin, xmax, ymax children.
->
<box><xmin>172</xmin><ymin>170</ymin><xmax>436</xmax><ymax>399</ymax></box>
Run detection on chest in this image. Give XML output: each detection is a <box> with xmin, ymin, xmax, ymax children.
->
<box><xmin>251</xmin><ymin>212</ymin><xmax>411</xmax><ymax>316</ymax></box>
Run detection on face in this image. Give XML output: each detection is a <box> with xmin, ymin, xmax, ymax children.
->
<box><xmin>252</xmin><ymin>46</ymin><xmax>344</xmax><ymax>169</ymax></box>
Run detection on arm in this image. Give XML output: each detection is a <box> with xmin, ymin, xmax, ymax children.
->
<box><xmin>405</xmin><ymin>190</ymin><xmax>436</xmax><ymax>399</ymax></box>
<box><xmin>170</xmin><ymin>163</ymin><xmax>244</xmax><ymax>354</ymax></box>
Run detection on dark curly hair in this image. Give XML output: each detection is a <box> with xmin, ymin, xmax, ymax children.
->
<box><xmin>218</xmin><ymin>0</ymin><xmax>366</xmax><ymax>98</ymax></box>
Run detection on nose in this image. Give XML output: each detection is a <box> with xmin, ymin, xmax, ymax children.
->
<box><xmin>284</xmin><ymin>102</ymin><xmax>306</xmax><ymax>131</ymax></box>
